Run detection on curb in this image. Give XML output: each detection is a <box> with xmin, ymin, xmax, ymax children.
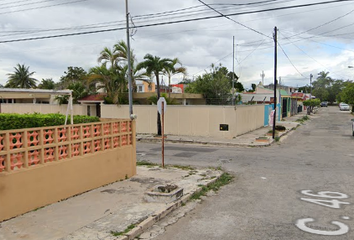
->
<box><xmin>137</xmin><ymin>137</ymin><xmax>273</xmax><ymax>148</ymax></box>
<box><xmin>115</xmin><ymin>174</ymin><xmax>222</xmax><ymax>240</ymax></box>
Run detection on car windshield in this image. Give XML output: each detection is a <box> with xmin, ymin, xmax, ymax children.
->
<box><xmin>342</xmin><ymin>104</ymin><xmax>349</xmax><ymax>106</ymax></box>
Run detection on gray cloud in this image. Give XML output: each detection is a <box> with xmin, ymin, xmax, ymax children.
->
<box><xmin>0</xmin><ymin>0</ymin><xmax>353</xmax><ymax>89</ymax></box>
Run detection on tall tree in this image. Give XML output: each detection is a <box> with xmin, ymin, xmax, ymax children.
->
<box><xmin>58</xmin><ymin>66</ymin><xmax>88</xmax><ymax>89</ymax></box>
<box><xmin>137</xmin><ymin>54</ymin><xmax>174</xmax><ymax>135</ymax></box>
<box><xmin>5</xmin><ymin>64</ymin><xmax>37</xmax><ymax>88</ymax></box>
<box><xmin>163</xmin><ymin>58</ymin><xmax>187</xmax><ymax>98</ymax></box>
<box><xmin>38</xmin><ymin>78</ymin><xmax>55</xmax><ymax>89</ymax></box>
<box><xmin>185</xmin><ymin>64</ymin><xmax>232</xmax><ymax>105</ymax></box>
<box><xmin>338</xmin><ymin>81</ymin><xmax>354</xmax><ymax>111</ymax></box>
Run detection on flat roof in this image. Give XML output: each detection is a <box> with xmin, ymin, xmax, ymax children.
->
<box><xmin>0</xmin><ymin>88</ymin><xmax>72</xmax><ymax>95</ymax></box>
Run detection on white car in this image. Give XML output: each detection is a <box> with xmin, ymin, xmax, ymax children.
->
<box><xmin>339</xmin><ymin>103</ymin><xmax>350</xmax><ymax>111</ymax></box>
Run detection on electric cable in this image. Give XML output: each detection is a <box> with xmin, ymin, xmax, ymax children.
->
<box><xmin>197</xmin><ymin>0</ymin><xmax>272</xmax><ymax>39</ymax></box>
<box><xmin>278</xmin><ymin>42</ymin><xmax>307</xmax><ymax>79</ymax></box>
<box><xmin>0</xmin><ymin>0</ymin><xmax>352</xmax><ymax>43</ymax></box>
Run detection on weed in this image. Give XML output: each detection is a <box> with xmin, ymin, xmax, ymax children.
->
<box><xmin>111</xmin><ymin>224</ymin><xmax>136</xmax><ymax>236</ymax></box>
<box><xmin>190</xmin><ymin>172</ymin><xmax>233</xmax><ymax>200</ymax></box>
<box><xmin>136</xmin><ymin>160</ymin><xmax>159</xmax><ymax>167</ymax></box>
<box><xmin>169</xmin><ymin>164</ymin><xmax>195</xmax><ymax>171</ymax></box>
<box><xmin>125</xmin><ymin>174</ymin><xmax>128</xmax><ymax>180</ymax></box>
<box><xmin>296</xmin><ymin>115</ymin><xmax>310</xmax><ymax>123</ymax></box>
<box><xmin>275</xmin><ymin>136</ymin><xmax>280</xmax><ymax>142</ymax></box>
<box><xmin>33</xmin><ymin>206</ymin><xmax>44</xmax><ymax>212</ymax></box>
<box><xmin>188</xmin><ymin>170</ymin><xmax>198</xmax><ymax>175</ymax></box>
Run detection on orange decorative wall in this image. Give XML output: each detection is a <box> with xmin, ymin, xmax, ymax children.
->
<box><xmin>0</xmin><ymin>120</ymin><xmax>136</xmax><ymax>222</ymax></box>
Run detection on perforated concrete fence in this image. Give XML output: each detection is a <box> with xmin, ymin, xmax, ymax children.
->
<box><xmin>0</xmin><ymin>120</ymin><xmax>136</xmax><ymax>222</ymax></box>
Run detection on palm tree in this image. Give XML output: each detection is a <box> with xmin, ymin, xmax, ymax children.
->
<box><xmin>137</xmin><ymin>54</ymin><xmax>174</xmax><ymax>135</ymax></box>
<box><xmin>6</xmin><ymin>64</ymin><xmax>37</xmax><ymax>88</ymax></box>
<box><xmin>163</xmin><ymin>58</ymin><xmax>187</xmax><ymax>98</ymax></box>
<box><xmin>114</xmin><ymin>40</ymin><xmax>135</xmax><ymax>65</ymax></box>
<box><xmin>98</xmin><ymin>47</ymin><xmax>118</xmax><ymax>69</ymax></box>
<box><xmin>88</xmin><ymin>65</ymin><xmax>127</xmax><ymax>104</ymax></box>
<box><xmin>98</xmin><ymin>41</ymin><xmax>135</xmax><ymax>69</ymax></box>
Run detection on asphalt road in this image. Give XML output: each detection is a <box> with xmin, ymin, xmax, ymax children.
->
<box><xmin>137</xmin><ymin>106</ymin><xmax>354</xmax><ymax>240</ymax></box>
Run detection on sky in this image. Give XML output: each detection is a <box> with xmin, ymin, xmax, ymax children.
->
<box><xmin>0</xmin><ymin>0</ymin><xmax>354</xmax><ymax>90</ymax></box>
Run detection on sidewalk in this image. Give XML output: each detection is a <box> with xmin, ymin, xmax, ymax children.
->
<box><xmin>0</xmin><ymin>166</ymin><xmax>222</xmax><ymax>240</ymax></box>
<box><xmin>137</xmin><ymin>111</ymin><xmax>308</xmax><ymax>147</ymax></box>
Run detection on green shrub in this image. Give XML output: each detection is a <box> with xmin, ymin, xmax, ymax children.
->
<box><xmin>0</xmin><ymin>113</ymin><xmax>99</xmax><ymax>130</ymax></box>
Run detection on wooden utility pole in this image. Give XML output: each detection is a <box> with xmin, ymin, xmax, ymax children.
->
<box><xmin>273</xmin><ymin>26</ymin><xmax>278</xmax><ymax>139</ymax></box>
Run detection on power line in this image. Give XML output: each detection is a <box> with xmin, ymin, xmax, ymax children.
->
<box><xmin>278</xmin><ymin>42</ymin><xmax>306</xmax><ymax>79</ymax></box>
<box><xmin>286</xmin><ymin>7</ymin><xmax>354</xmax><ymax>38</ymax></box>
<box><xmin>197</xmin><ymin>0</ymin><xmax>271</xmax><ymax>39</ymax></box>
<box><xmin>0</xmin><ymin>0</ymin><xmax>353</xmax><ymax>43</ymax></box>
<box><xmin>0</xmin><ymin>0</ymin><xmax>89</xmax><ymax>15</ymax></box>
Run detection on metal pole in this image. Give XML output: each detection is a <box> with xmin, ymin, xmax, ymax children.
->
<box><xmin>309</xmin><ymin>74</ymin><xmax>313</xmax><ymax>100</ymax></box>
<box><xmin>273</xmin><ymin>26</ymin><xmax>278</xmax><ymax>139</ymax></box>
<box><xmin>310</xmin><ymin>74</ymin><xmax>313</xmax><ymax>113</ymax></box>
<box><xmin>232</xmin><ymin>36</ymin><xmax>235</xmax><ymax>105</ymax></box>
<box><xmin>126</xmin><ymin>0</ymin><xmax>133</xmax><ymax>119</ymax></box>
<box><xmin>70</xmin><ymin>93</ymin><xmax>73</xmax><ymax>125</ymax></box>
<box><xmin>161</xmin><ymin>102</ymin><xmax>165</xmax><ymax>168</ymax></box>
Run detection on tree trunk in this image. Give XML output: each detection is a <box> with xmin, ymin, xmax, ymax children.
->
<box><xmin>156</xmin><ymin>73</ymin><xmax>162</xmax><ymax>136</ymax></box>
<box><xmin>168</xmin><ymin>75</ymin><xmax>171</xmax><ymax>99</ymax></box>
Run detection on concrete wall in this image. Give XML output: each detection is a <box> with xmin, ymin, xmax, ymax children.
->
<box><xmin>1</xmin><ymin>103</ymin><xmax>87</xmax><ymax>115</ymax></box>
<box><xmin>0</xmin><ymin>103</ymin><xmax>265</xmax><ymax>139</ymax></box>
<box><xmin>102</xmin><ymin>105</ymin><xmax>265</xmax><ymax>139</ymax></box>
<box><xmin>0</xmin><ymin>120</ymin><xmax>136</xmax><ymax>222</ymax></box>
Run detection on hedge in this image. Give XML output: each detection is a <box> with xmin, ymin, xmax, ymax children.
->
<box><xmin>0</xmin><ymin>113</ymin><xmax>100</xmax><ymax>131</ymax></box>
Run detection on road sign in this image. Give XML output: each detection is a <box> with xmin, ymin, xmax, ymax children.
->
<box><xmin>157</xmin><ymin>97</ymin><xmax>167</xmax><ymax>114</ymax></box>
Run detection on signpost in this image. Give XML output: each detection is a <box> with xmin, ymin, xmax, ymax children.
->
<box><xmin>157</xmin><ymin>97</ymin><xmax>167</xmax><ymax>167</ymax></box>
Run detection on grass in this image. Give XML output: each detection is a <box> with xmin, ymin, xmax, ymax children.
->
<box><xmin>111</xmin><ymin>224</ymin><xmax>136</xmax><ymax>237</ymax></box>
<box><xmin>190</xmin><ymin>172</ymin><xmax>233</xmax><ymax>200</ymax></box>
<box><xmin>296</xmin><ymin>115</ymin><xmax>310</xmax><ymax>124</ymax></box>
<box><xmin>136</xmin><ymin>160</ymin><xmax>159</xmax><ymax>167</ymax></box>
<box><xmin>170</xmin><ymin>164</ymin><xmax>195</xmax><ymax>171</ymax></box>
<box><xmin>136</xmin><ymin>161</ymin><xmax>195</xmax><ymax>171</ymax></box>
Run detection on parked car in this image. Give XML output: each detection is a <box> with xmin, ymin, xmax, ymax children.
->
<box><xmin>320</xmin><ymin>101</ymin><xmax>328</xmax><ymax>107</ymax></box>
<box><xmin>339</xmin><ymin>102</ymin><xmax>350</xmax><ymax>111</ymax></box>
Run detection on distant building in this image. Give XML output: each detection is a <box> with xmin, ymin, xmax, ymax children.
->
<box><xmin>135</xmin><ymin>80</ymin><xmax>156</xmax><ymax>93</ymax></box>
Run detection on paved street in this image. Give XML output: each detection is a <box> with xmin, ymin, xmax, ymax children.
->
<box><xmin>137</xmin><ymin>106</ymin><xmax>354</xmax><ymax>239</ymax></box>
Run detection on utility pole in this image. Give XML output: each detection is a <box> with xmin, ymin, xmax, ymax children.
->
<box><xmin>272</xmin><ymin>26</ymin><xmax>278</xmax><ymax>139</ymax></box>
<box><xmin>309</xmin><ymin>74</ymin><xmax>313</xmax><ymax>100</ymax></box>
<box><xmin>126</xmin><ymin>0</ymin><xmax>133</xmax><ymax>119</ymax></box>
<box><xmin>232</xmin><ymin>36</ymin><xmax>235</xmax><ymax>105</ymax></box>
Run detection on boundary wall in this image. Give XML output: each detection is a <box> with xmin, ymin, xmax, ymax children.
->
<box><xmin>1</xmin><ymin>103</ymin><xmax>265</xmax><ymax>139</ymax></box>
<box><xmin>103</xmin><ymin>105</ymin><xmax>265</xmax><ymax>139</ymax></box>
<box><xmin>0</xmin><ymin>119</ymin><xmax>136</xmax><ymax>222</ymax></box>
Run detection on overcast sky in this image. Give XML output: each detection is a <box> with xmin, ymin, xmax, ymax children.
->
<box><xmin>0</xmin><ymin>0</ymin><xmax>353</xmax><ymax>89</ymax></box>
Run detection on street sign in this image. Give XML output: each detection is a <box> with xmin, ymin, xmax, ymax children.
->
<box><xmin>157</xmin><ymin>97</ymin><xmax>167</xmax><ymax>114</ymax></box>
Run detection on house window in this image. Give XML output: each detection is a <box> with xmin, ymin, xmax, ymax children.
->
<box><xmin>138</xmin><ymin>85</ymin><xmax>144</xmax><ymax>92</ymax></box>
<box><xmin>87</xmin><ymin>106</ymin><xmax>91</xmax><ymax>116</ymax></box>
<box><xmin>148</xmin><ymin>85</ymin><xmax>152</xmax><ymax>91</ymax></box>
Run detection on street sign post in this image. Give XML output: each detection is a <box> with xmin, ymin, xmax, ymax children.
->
<box><xmin>157</xmin><ymin>97</ymin><xmax>167</xmax><ymax>115</ymax></box>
